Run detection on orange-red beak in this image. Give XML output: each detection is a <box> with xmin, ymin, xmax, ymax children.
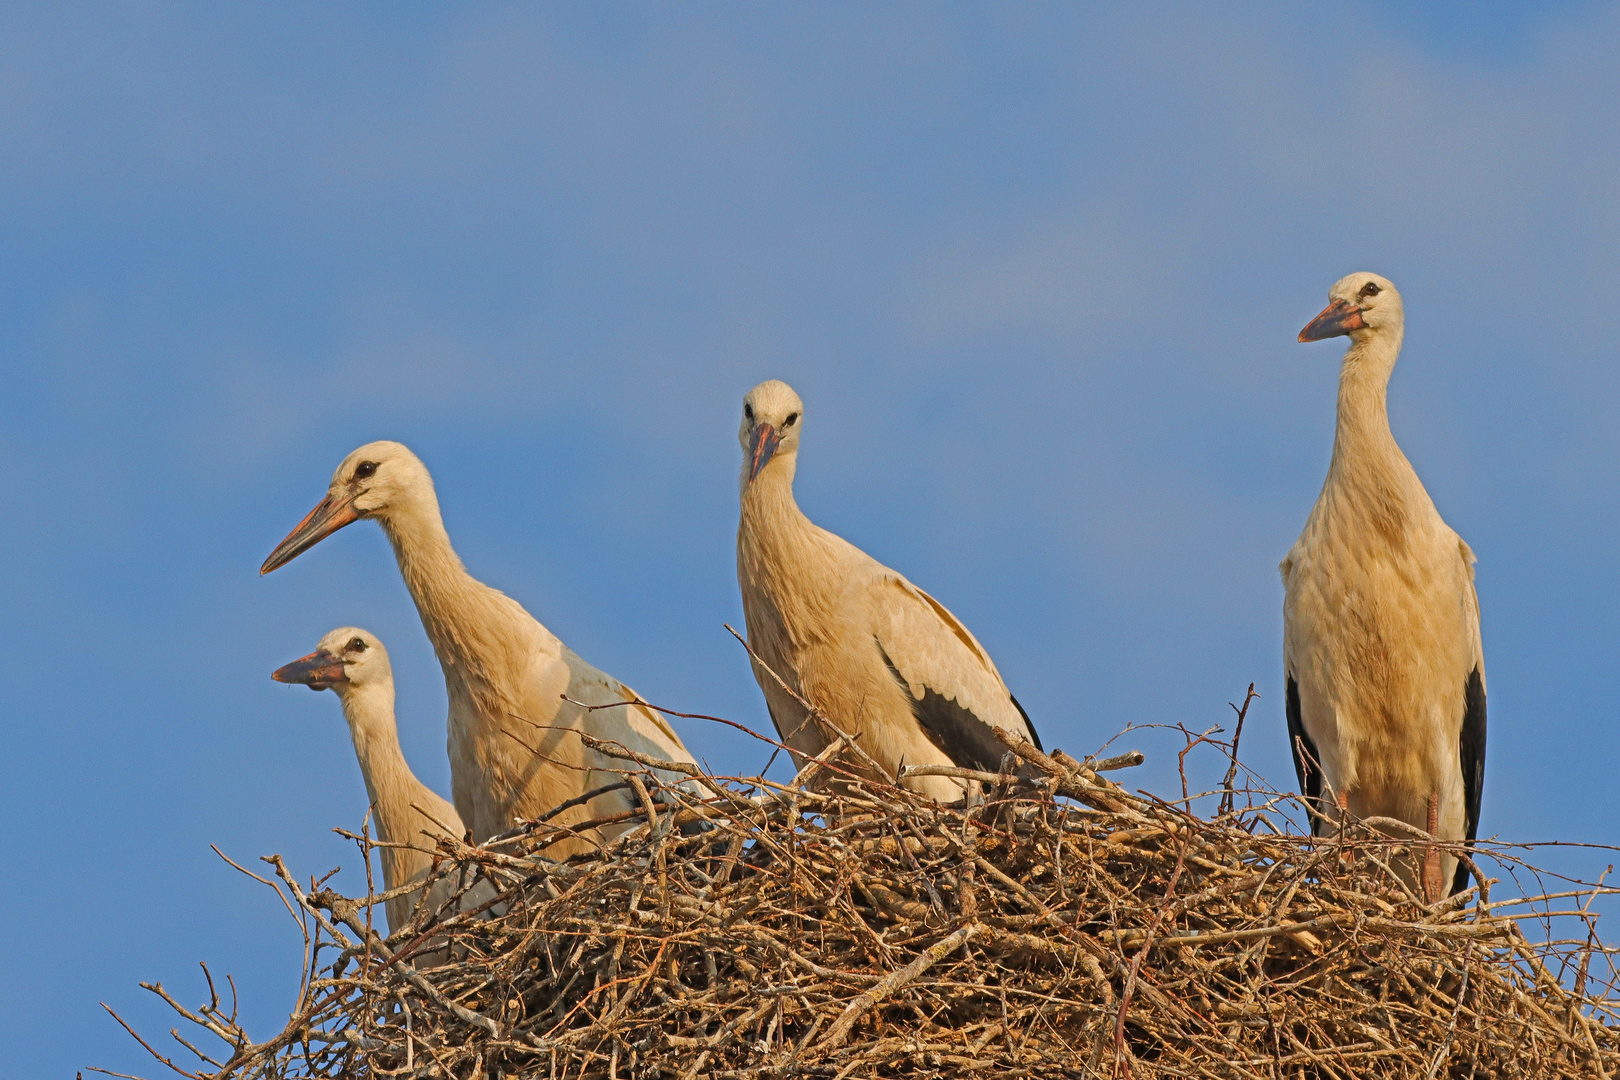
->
<box><xmin>272</xmin><ymin>650</ymin><xmax>347</xmax><ymax>690</ymax></box>
<box><xmin>746</xmin><ymin>423</ymin><xmax>780</xmax><ymax>483</ymax></box>
<box><xmin>260</xmin><ymin>493</ymin><xmax>360</xmax><ymax>575</ymax></box>
<box><xmin>1298</xmin><ymin>298</ymin><xmax>1365</xmax><ymax>342</ymax></box>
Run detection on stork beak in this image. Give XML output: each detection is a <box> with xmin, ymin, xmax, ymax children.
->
<box><xmin>746</xmin><ymin>423</ymin><xmax>780</xmax><ymax>483</ymax></box>
<box><xmin>1298</xmin><ymin>298</ymin><xmax>1365</xmax><ymax>342</ymax></box>
<box><xmin>272</xmin><ymin>650</ymin><xmax>347</xmax><ymax>690</ymax></box>
<box><xmin>260</xmin><ymin>493</ymin><xmax>360</xmax><ymax>575</ymax></box>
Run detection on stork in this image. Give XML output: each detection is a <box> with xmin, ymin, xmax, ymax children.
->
<box><xmin>735</xmin><ymin>380</ymin><xmax>1042</xmax><ymax>801</ymax></box>
<box><xmin>1282</xmin><ymin>273</ymin><xmax>1486</xmax><ymax>902</ymax></box>
<box><xmin>272</xmin><ymin>627</ymin><xmax>468</xmax><ymax>935</ymax></box>
<box><xmin>261</xmin><ymin>442</ymin><xmax>697</xmax><ymax>847</ymax></box>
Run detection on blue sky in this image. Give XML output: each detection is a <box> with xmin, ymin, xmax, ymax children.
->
<box><xmin>3</xmin><ymin>3</ymin><xmax>1618</xmax><ymax>1072</ymax></box>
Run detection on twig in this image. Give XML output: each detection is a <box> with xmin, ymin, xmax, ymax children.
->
<box><xmin>1113</xmin><ymin>835</ymin><xmax>1189</xmax><ymax>1079</ymax></box>
<box><xmin>1219</xmin><ymin>683</ymin><xmax>1259</xmax><ymax>816</ymax></box>
<box><xmin>818</xmin><ymin>923</ymin><xmax>981</xmax><ymax>1051</ymax></box>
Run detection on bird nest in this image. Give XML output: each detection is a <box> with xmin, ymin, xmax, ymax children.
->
<box><xmin>109</xmin><ymin>727</ymin><xmax>1620</xmax><ymax>1080</ymax></box>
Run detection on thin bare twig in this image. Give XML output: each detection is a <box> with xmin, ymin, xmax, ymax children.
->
<box><xmin>1219</xmin><ymin>683</ymin><xmax>1259</xmax><ymax>816</ymax></box>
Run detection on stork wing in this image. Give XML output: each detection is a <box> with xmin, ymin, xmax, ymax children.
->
<box><xmin>566</xmin><ymin>658</ymin><xmax>697</xmax><ymax>767</ymax></box>
<box><xmin>1454</xmin><ymin>537</ymin><xmax>1487</xmax><ymax>894</ymax></box>
<box><xmin>1285</xmin><ymin>674</ymin><xmax>1325</xmax><ymax>836</ymax></box>
<box><xmin>868</xmin><ymin>573</ymin><xmax>1040</xmax><ymax>772</ymax></box>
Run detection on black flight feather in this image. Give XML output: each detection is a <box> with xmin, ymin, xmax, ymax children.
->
<box><xmin>1009</xmin><ymin>694</ymin><xmax>1043</xmax><ymax>752</ymax></box>
<box><xmin>878</xmin><ymin>642</ymin><xmax>1018</xmax><ymax>774</ymax></box>
<box><xmin>1453</xmin><ymin>665</ymin><xmax>1487</xmax><ymax>895</ymax></box>
<box><xmin>1286</xmin><ymin>674</ymin><xmax>1326</xmax><ymax>836</ymax></box>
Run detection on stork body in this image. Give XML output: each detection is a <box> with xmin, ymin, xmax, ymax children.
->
<box><xmin>262</xmin><ymin>442</ymin><xmax>696</xmax><ymax>846</ymax></box>
<box><xmin>735</xmin><ymin>381</ymin><xmax>1041</xmax><ymax>801</ymax></box>
<box><xmin>1282</xmin><ymin>273</ymin><xmax>1486</xmax><ymax>899</ymax></box>
<box><xmin>272</xmin><ymin>628</ymin><xmax>466</xmax><ymax>935</ymax></box>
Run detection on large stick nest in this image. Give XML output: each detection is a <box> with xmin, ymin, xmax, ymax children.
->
<box><xmin>115</xmin><ymin>729</ymin><xmax>1620</xmax><ymax>1079</ymax></box>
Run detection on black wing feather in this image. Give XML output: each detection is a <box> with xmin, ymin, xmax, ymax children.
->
<box><xmin>1009</xmin><ymin>694</ymin><xmax>1043</xmax><ymax>752</ymax></box>
<box><xmin>1452</xmin><ymin>665</ymin><xmax>1487</xmax><ymax>895</ymax></box>
<box><xmin>879</xmin><ymin>643</ymin><xmax>1016</xmax><ymax>773</ymax></box>
<box><xmin>1286</xmin><ymin>674</ymin><xmax>1326</xmax><ymax>836</ymax></box>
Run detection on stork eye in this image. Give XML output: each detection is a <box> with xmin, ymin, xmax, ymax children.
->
<box><xmin>1358</xmin><ymin>282</ymin><xmax>1381</xmax><ymax>299</ymax></box>
<box><xmin>744</xmin><ymin>404</ymin><xmax>754</xmax><ymax>421</ymax></box>
<box><xmin>354</xmin><ymin>461</ymin><xmax>378</xmax><ymax>480</ymax></box>
<box><xmin>784</xmin><ymin>412</ymin><xmax>799</xmax><ymax>426</ymax></box>
<box><xmin>348</xmin><ymin>638</ymin><xmax>367</xmax><ymax>652</ymax></box>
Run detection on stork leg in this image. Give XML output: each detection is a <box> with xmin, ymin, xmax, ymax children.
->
<box><xmin>1335</xmin><ymin>789</ymin><xmax>1353</xmax><ymax>867</ymax></box>
<box><xmin>1422</xmin><ymin>792</ymin><xmax>1444</xmax><ymax>905</ymax></box>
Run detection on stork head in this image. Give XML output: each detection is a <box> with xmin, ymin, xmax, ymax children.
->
<box><xmin>1299</xmin><ymin>272</ymin><xmax>1403</xmax><ymax>344</ymax></box>
<box><xmin>261</xmin><ymin>441</ymin><xmax>433</xmax><ymax>574</ymax></box>
<box><xmin>272</xmin><ymin>627</ymin><xmax>392</xmax><ymax>695</ymax></box>
<box><xmin>738</xmin><ymin>380</ymin><xmax>804</xmax><ymax>487</ymax></box>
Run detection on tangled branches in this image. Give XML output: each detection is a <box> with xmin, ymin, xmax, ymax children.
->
<box><xmin>106</xmin><ymin>729</ymin><xmax>1620</xmax><ymax>1079</ymax></box>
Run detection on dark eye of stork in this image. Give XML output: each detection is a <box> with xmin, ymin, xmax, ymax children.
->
<box><xmin>1358</xmin><ymin>282</ymin><xmax>1381</xmax><ymax>299</ymax></box>
<box><xmin>354</xmin><ymin>461</ymin><xmax>378</xmax><ymax>480</ymax></box>
<box><xmin>349</xmin><ymin>638</ymin><xmax>367</xmax><ymax>653</ymax></box>
<box><xmin>784</xmin><ymin>412</ymin><xmax>799</xmax><ymax>426</ymax></box>
<box><xmin>744</xmin><ymin>404</ymin><xmax>754</xmax><ymax>422</ymax></box>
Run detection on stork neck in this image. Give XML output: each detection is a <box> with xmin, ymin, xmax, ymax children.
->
<box><xmin>377</xmin><ymin>492</ymin><xmax>537</xmax><ymax>682</ymax></box>
<box><xmin>1329</xmin><ymin>330</ymin><xmax>1406</xmax><ymax>481</ymax></box>
<box><xmin>336</xmin><ymin>681</ymin><xmax>416</xmax><ymax>850</ymax></box>
<box><xmin>737</xmin><ymin>450</ymin><xmax>851</xmax><ymax>639</ymax></box>
<box><xmin>378</xmin><ymin>493</ymin><xmax>471</xmax><ymax>612</ymax></box>
<box><xmin>739</xmin><ymin>454</ymin><xmax>812</xmax><ymax>543</ymax></box>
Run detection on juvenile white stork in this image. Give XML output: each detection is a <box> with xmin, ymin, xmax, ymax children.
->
<box><xmin>272</xmin><ymin>627</ymin><xmax>468</xmax><ymax>935</ymax></box>
<box><xmin>1282</xmin><ymin>273</ymin><xmax>1486</xmax><ymax>901</ymax></box>
<box><xmin>261</xmin><ymin>442</ymin><xmax>697</xmax><ymax>848</ymax></box>
<box><xmin>735</xmin><ymin>380</ymin><xmax>1042</xmax><ymax>801</ymax></box>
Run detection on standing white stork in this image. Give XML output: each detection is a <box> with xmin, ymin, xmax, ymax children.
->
<box><xmin>272</xmin><ymin>627</ymin><xmax>468</xmax><ymax>935</ymax></box>
<box><xmin>1282</xmin><ymin>273</ymin><xmax>1486</xmax><ymax>901</ymax></box>
<box><xmin>735</xmin><ymin>380</ymin><xmax>1042</xmax><ymax>801</ymax></box>
<box><xmin>261</xmin><ymin>442</ymin><xmax>697</xmax><ymax>848</ymax></box>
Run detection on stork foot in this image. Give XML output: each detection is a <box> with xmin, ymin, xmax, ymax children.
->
<box><xmin>1335</xmin><ymin>789</ymin><xmax>1354</xmax><ymax>868</ymax></box>
<box><xmin>1422</xmin><ymin>791</ymin><xmax>1444</xmax><ymax>905</ymax></box>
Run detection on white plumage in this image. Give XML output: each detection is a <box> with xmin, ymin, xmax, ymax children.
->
<box><xmin>262</xmin><ymin>441</ymin><xmax>697</xmax><ymax>848</ymax></box>
<box><xmin>735</xmin><ymin>380</ymin><xmax>1041</xmax><ymax>800</ymax></box>
<box><xmin>1282</xmin><ymin>273</ymin><xmax>1486</xmax><ymax>901</ymax></box>
<box><xmin>272</xmin><ymin>627</ymin><xmax>468</xmax><ymax>936</ymax></box>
